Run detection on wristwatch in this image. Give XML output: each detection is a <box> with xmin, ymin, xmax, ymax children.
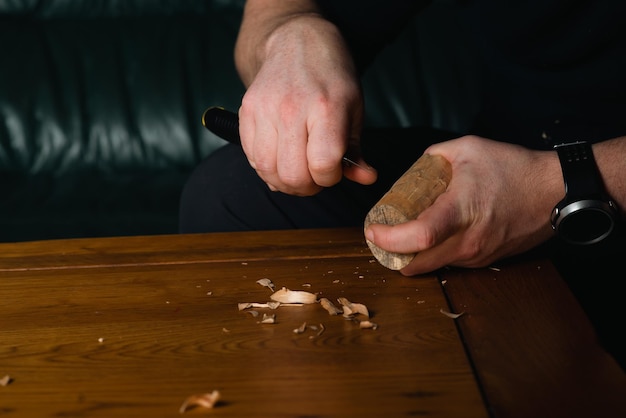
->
<box><xmin>551</xmin><ymin>141</ymin><xmax>618</xmax><ymax>245</ymax></box>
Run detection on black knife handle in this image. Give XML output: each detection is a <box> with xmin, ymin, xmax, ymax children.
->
<box><xmin>201</xmin><ymin>106</ymin><xmax>241</xmax><ymax>144</ymax></box>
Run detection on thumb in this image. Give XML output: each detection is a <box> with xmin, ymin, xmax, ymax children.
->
<box><xmin>365</xmin><ymin>193</ymin><xmax>456</xmax><ymax>254</ymax></box>
<box><xmin>342</xmin><ymin>141</ymin><xmax>377</xmax><ymax>184</ymax></box>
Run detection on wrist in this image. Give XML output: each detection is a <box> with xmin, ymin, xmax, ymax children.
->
<box><xmin>550</xmin><ymin>141</ymin><xmax>618</xmax><ymax>245</ymax></box>
<box><xmin>235</xmin><ymin>0</ymin><xmax>323</xmax><ymax>85</ymax></box>
<box><xmin>526</xmin><ymin>149</ymin><xmax>563</xmax><ymax>231</ymax></box>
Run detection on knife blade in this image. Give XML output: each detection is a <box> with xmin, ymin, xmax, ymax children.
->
<box><xmin>201</xmin><ymin>106</ymin><xmax>372</xmax><ymax>172</ymax></box>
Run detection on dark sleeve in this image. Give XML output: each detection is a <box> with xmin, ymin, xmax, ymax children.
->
<box><xmin>316</xmin><ymin>0</ymin><xmax>432</xmax><ymax>72</ymax></box>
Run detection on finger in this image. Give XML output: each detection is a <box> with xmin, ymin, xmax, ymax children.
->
<box><xmin>365</xmin><ymin>191</ymin><xmax>458</xmax><ymax>254</ymax></box>
<box><xmin>237</xmin><ymin>105</ymin><xmax>256</xmax><ymax>169</ymax></box>
<box><xmin>305</xmin><ymin>106</ymin><xmax>348</xmax><ymax>188</ymax></box>
<box><xmin>398</xmin><ymin>238</ymin><xmax>459</xmax><ymax>276</ymax></box>
<box><xmin>365</xmin><ymin>220</ymin><xmax>434</xmax><ymax>256</ymax></box>
<box><xmin>274</xmin><ymin>110</ymin><xmax>320</xmax><ymax>194</ymax></box>
<box><xmin>342</xmin><ymin>160</ymin><xmax>378</xmax><ymax>185</ymax></box>
<box><xmin>342</xmin><ymin>141</ymin><xmax>377</xmax><ymax>185</ymax></box>
<box><xmin>250</xmin><ymin>111</ymin><xmax>280</xmax><ymax>186</ymax></box>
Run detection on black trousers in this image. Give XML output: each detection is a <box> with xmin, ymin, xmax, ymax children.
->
<box><xmin>179</xmin><ymin>126</ymin><xmax>625</xmax><ymax>372</ymax></box>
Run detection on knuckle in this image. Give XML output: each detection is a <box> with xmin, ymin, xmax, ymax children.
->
<box><xmin>308</xmin><ymin>157</ymin><xmax>336</xmax><ymax>174</ymax></box>
<box><xmin>457</xmin><ymin>241</ymin><xmax>482</xmax><ymax>262</ymax></box>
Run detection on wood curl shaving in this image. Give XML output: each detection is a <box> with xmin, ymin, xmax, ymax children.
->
<box><xmin>319</xmin><ymin>297</ymin><xmax>342</xmax><ymax>315</ymax></box>
<box><xmin>359</xmin><ymin>320</ymin><xmax>378</xmax><ymax>330</ymax></box>
<box><xmin>256</xmin><ymin>278</ymin><xmax>275</xmax><ymax>292</ymax></box>
<box><xmin>293</xmin><ymin>322</ymin><xmax>326</xmax><ymax>337</ymax></box>
<box><xmin>260</xmin><ymin>313</ymin><xmax>276</xmax><ymax>324</ymax></box>
<box><xmin>238</xmin><ymin>301</ymin><xmax>281</xmax><ymax>311</ymax></box>
<box><xmin>179</xmin><ymin>390</ymin><xmax>221</xmax><ymax>413</ymax></box>
<box><xmin>270</xmin><ymin>287</ymin><xmax>317</xmax><ymax>304</ymax></box>
<box><xmin>293</xmin><ymin>322</ymin><xmax>307</xmax><ymax>334</ymax></box>
<box><xmin>337</xmin><ymin>297</ymin><xmax>370</xmax><ymax>318</ymax></box>
<box><xmin>439</xmin><ymin>308</ymin><xmax>465</xmax><ymax>319</ymax></box>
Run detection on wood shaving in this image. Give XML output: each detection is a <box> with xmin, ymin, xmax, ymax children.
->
<box><xmin>270</xmin><ymin>287</ymin><xmax>317</xmax><ymax>304</ymax></box>
<box><xmin>440</xmin><ymin>308</ymin><xmax>465</xmax><ymax>319</ymax></box>
<box><xmin>179</xmin><ymin>390</ymin><xmax>221</xmax><ymax>413</ymax></box>
<box><xmin>238</xmin><ymin>281</ymin><xmax>377</xmax><ymax>332</ymax></box>
<box><xmin>260</xmin><ymin>313</ymin><xmax>276</xmax><ymax>324</ymax></box>
<box><xmin>256</xmin><ymin>278</ymin><xmax>275</xmax><ymax>292</ymax></box>
<box><xmin>308</xmin><ymin>323</ymin><xmax>326</xmax><ymax>339</ymax></box>
<box><xmin>337</xmin><ymin>297</ymin><xmax>370</xmax><ymax>318</ymax></box>
<box><xmin>293</xmin><ymin>322</ymin><xmax>307</xmax><ymax>334</ymax></box>
<box><xmin>238</xmin><ymin>301</ymin><xmax>281</xmax><ymax>311</ymax></box>
<box><xmin>359</xmin><ymin>320</ymin><xmax>378</xmax><ymax>330</ymax></box>
<box><xmin>319</xmin><ymin>297</ymin><xmax>342</xmax><ymax>315</ymax></box>
<box><xmin>0</xmin><ymin>375</ymin><xmax>12</xmax><ymax>386</ymax></box>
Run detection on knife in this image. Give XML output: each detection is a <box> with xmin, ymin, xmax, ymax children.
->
<box><xmin>201</xmin><ymin>106</ymin><xmax>373</xmax><ymax>172</ymax></box>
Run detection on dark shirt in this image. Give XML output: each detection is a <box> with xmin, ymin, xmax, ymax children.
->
<box><xmin>318</xmin><ymin>0</ymin><xmax>626</xmax><ymax>149</ymax></box>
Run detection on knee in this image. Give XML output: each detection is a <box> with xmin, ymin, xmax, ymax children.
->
<box><xmin>179</xmin><ymin>144</ymin><xmax>251</xmax><ymax>233</ymax></box>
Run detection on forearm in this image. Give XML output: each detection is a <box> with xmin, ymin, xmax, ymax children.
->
<box><xmin>593</xmin><ymin>137</ymin><xmax>626</xmax><ymax>218</ymax></box>
<box><xmin>234</xmin><ymin>0</ymin><xmax>323</xmax><ymax>86</ymax></box>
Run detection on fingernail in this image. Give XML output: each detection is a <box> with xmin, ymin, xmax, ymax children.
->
<box><xmin>364</xmin><ymin>228</ymin><xmax>374</xmax><ymax>242</ymax></box>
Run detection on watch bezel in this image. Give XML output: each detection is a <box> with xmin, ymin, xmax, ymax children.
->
<box><xmin>551</xmin><ymin>198</ymin><xmax>617</xmax><ymax>245</ymax></box>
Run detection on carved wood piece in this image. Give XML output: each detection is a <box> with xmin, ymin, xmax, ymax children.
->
<box><xmin>364</xmin><ymin>154</ymin><xmax>452</xmax><ymax>270</ymax></box>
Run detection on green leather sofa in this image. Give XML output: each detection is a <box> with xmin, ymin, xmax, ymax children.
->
<box><xmin>0</xmin><ymin>0</ymin><xmax>479</xmax><ymax>242</ymax></box>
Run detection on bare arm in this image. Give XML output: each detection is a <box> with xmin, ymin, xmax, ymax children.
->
<box><xmin>593</xmin><ymin>136</ymin><xmax>626</xmax><ymax>214</ymax></box>
<box><xmin>233</xmin><ymin>0</ymin><xmax>376</xmax><ymax>196</ymax></box>
<box><xmin>235</xmin><ymin>0</ymin><xmax>323</xmax><ymax>87</ymax></box>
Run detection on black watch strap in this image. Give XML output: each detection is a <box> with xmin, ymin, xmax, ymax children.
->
<box><xmin>554</xmin><ymin>141</ymin><xmax>606</xmax><ymax>200</ymax></box>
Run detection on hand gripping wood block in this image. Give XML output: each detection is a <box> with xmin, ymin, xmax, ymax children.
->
<box><xmin>364</xmin><ymin>154</ymin><xmax>452</xmax><ymax>270</ymax></box>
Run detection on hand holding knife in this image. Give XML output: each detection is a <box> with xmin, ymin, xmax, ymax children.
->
<box><xmin>201</xmin><ymin>106</ymin><xmax>374</xmax><ymax>173</ymax></box>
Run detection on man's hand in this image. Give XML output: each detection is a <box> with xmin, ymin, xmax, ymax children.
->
<box><xmin>235</xmin><ymin>2</ymin><xmax>376</xmax><ymax>196</ymax></box>
<box><xmin>365</xmin><ymin>135</ymin><xmax>564</xmax><ymax>275</ymax></box>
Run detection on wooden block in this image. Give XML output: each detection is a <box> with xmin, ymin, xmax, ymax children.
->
<box><xmin>364</xmin><ymin>154</ymin><xmax>452</xmax><ymax>270</ymax></box>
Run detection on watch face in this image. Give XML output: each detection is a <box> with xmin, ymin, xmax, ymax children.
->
<box><xmin>557</xmin><ymin>202</ymin><xmax>616</xmax><ymax>245</ymax></box>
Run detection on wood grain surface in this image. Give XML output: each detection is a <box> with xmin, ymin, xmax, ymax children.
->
<box><xmin>0</xmin><ymin>228</ymin><xmax>485</xmax><ymax>418</ymax></box>
<box><xmin>441</xmin><ymin>258</ymin><xmax>626</xmax><ymax>418</ymax></box>
<box><xmin>1</xmin><ymin>228</ymin><xmax>624</xmax><ymax>417</ymax></box>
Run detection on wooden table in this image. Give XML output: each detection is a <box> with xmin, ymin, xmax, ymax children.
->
<box><xmin>1</xmin><ymin>228</ymin><xmax>625</xmax><ymax>417</ymax></box>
